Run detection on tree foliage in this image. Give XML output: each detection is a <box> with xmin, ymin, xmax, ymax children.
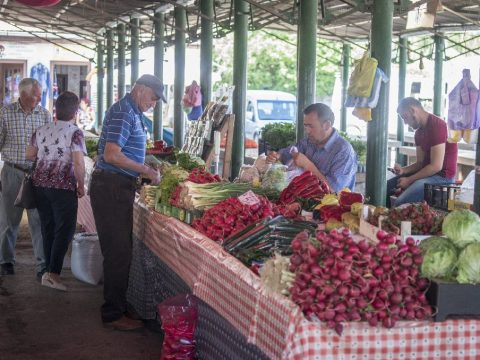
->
<box><xmin>212</xmin><ymin>31</ymin><xmax>341</xmax><ymax>99</ymax></box>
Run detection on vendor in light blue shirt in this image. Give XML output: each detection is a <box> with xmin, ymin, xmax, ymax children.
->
<box><xmin>267</xmin><ymin>103</ymin><xmax>357</xmax><ymax>192</ymax></box>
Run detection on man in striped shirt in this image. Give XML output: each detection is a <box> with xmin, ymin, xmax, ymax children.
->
<box><xmin>90</xmin><ymin>74</ymin><xmax>163</xmax><ymax>331</ymax></box>
<box><xmin>0</xmin><ymin>78</ymin><xmax>52</xmax><ymax>277</ymax></box>
<box><xmin>267</xmin><ymin>103</ymin><xmax>357</xmax><ymax>192</ymax></box>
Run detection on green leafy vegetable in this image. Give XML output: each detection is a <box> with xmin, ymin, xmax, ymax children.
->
<box><xmin>85</xmin><ymin>138</ymin><xmax>99</xmax><ymax>159</ymax></box>
<box><xmin>176</xmin><ymin>152</ymin><xmax>205</xmax><ymax>171</ymax></box>
<box><xmin>262</xmin><ymin>163</ymin><xmax>288</xmax><ymax>192</ymax></box>
<box><xmin>442</xmin><ymin>210</ymin><xmax>480</xmax><ymax>248</ymax></box>
<box><xmin>159</xmin><ymin>166</ymin><xmax>189</xmax><ymax>205</ymax></box>
<box><xmin>457</xmin><ymin>243</ymin><xmax>480</xmax><ymax>284</ymax></box>
<box><xmin>419</xmin><ymin>236</ymin><xmax>458</xmax><ymax>279</ymax></box>
<box><xmin>261</xmin><ymin>122</ymin><xmax>296</xmax><ymax>151</ymax></box>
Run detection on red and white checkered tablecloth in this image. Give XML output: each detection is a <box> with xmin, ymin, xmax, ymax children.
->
<box><xmin>288</xmin><ymin>319</ymin><xmax>480</xmax><ymax>360</ymax></box>
<box><xmin>79</xmin><ymin>200</ymin><xmax>480</xmax><ymax>359</ymax></box>
<box><xmin>77</xmin><ymin>193</ymin><xmax>97</xmax><ymax>233</ymax></box>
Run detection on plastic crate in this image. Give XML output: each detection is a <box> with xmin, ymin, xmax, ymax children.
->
<box><xmin>424</xmin><ymin>183</ymin><xmax>461</xmax><ymax>211</ymax></box>
<box><xmin>426</xmin><ymin>280</ymin><xmax>480</xmax><ymax>321</ymax></box>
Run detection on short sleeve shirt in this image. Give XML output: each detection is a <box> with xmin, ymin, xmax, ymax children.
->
<box><xmin>95</xmin><ymin>94</ymin><xmax>147</xmax><ymax>177</ymax></box>
<box><xmin>31</xmin><ymin>121</ymin><xmax>87</xmax><ymax>191</ymax></box>
<box><xmin>0</xmin><ymin>102</ymin><xmax>52</xmax><ymax>167</ymax></box>
<box><xmin>414</xmin><ymin>114</ymin><xmax>458</xmax><ymax>179</ymax></box>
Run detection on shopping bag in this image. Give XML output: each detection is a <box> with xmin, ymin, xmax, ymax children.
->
<box><xmin>347</xmin><ymin>52</ymin><xmax>378</xmax><ymax>98</ymax></box>
<box><xmin>158</xmin><ymin>294</ymin><xmax>198</xmax><ymax>360</ymax></box>
<box><xmin>14</xmin><ymin>172</ymin><xmax>36</xmax><ymax>209</ymax></box>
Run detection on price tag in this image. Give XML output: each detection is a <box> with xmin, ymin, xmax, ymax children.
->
<box><xmin>238</xmin><ymin>190</ymin><xmax>260</xmax><ymax>206</ymax></box>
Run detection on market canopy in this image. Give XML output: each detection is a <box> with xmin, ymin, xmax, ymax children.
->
<box><xmin>1</xmin><ymin>0</ymin><xmax>479</xmax><ymax>54</ymax></box>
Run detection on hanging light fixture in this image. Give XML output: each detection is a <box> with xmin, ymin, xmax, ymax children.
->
<box><xmin>16</xmin><ymin>0</ymin><xmax>62</xmax><ymax>7</ymax></box>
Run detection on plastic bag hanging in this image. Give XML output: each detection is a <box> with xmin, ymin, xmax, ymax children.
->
<box><xmin>447</xmin><ymin>69</ymin><xmax>479</xmax><ymax>132</ymax></box>
<box><xmin>347</xmin><ymin>51</ymin><xmax>378</xmax><ymax>98</ymax></box>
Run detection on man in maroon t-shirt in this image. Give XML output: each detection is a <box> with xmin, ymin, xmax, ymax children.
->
<box><xmin>386</xmin><ymin>97</ymin><xmax>458</xmax><ymax>207</ymax></box>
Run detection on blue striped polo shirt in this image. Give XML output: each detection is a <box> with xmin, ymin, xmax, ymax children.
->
<box><xmin>279</xmin><ymin>128</ymin><xmax>357</xmax><ymax>192</ymax></box>
<box><xmin>96</xmin><ymin>93</ymin><xmax>147</xmax><ymax>177</ymax></box>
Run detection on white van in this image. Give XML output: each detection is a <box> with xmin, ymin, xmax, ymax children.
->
<box><xmin>245</xmin><ymin>90</ymin><xmax>297</xmax><ymax>141</ymax></box>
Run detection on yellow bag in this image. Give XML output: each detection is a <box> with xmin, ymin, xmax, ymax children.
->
<box><xmin>348</xmin><ymin>52</ymin><xmax>378</xmax><ymax>98</ymax></box>
<box><xmin>352</xmin><ymin>107</ymin><xmax>372</xmax><ymax>121</ymax></box>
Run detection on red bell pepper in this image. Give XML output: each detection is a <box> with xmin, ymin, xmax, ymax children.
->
<box><xmin>338</xmin><ymin>191</ymin><xmax>364</xmax><ymax>210</ymax></box>
<box><xmin>319</xmin><ymin>205</ymin><xmax>344</xmax><ymax>222</ymax></box>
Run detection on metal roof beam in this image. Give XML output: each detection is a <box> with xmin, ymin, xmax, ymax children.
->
<box><xmin>446</xmin><ymin>45</ymin><xmax>480</xmax><ymax>60</ymax></box>
<box><xmin>26</xmin><ymin>5</ymin><xmax>98</xmax><ymax>39</ymax></box>
<box><xmin>2</xmin><ymin>4</ymin><xmax>96</xmax><ymax>43</ymax></box>
<box><xmin>242</xmin><ymin>0</ymin><xmax>294</xmax><ymax>25</ymax></box>
<box><xmin>1</xmin><ymin>12</ymin><xmax>94</xmax><ymax>52</ymax></box>
<box><xmin>57</xmin><ymin>6</ymin><xmax>111</xmax><ymax>30</ymax></box>
<box><xmin>442</xmin><ymin>33</ymin><xmax>480</xmax><ymax>56</ymax></box>
<box><xmin>0</xmin><ymin>18</ymin><xmax>93</xmax><ymax>62</ymax></box>
<box><xmin>442</xmin><ymin>5</ymin><xmax>480</xmax><ymax>28</ymax></box>
<box><xmin>78</xmin><ymin>1</ymin><xmax>152</xmax><ymax>37</ymax></box>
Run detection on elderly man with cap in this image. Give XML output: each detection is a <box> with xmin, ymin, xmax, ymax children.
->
<box><xmin>90</xmin><ymin>74</ymin><xmax>164</xmax><ymax>331</ymax></box>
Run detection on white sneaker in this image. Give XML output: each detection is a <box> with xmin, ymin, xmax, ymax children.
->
<box><xmin>41</xmin><ymin>272</ymin><xmax>67</xmax><ymax>291</ymax></box>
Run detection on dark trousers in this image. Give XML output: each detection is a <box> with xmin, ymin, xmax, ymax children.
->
<box><xmin>34</xmin><ymin>187</ymin><xmax>78</xmax><ymax>274</ymax></box>
<box><xmin>89</xmin><ymin>170</ymin><xmax>136</xmax><ymax>323</ymax></box>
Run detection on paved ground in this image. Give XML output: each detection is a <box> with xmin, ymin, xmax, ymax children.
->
<box><xmin>0</xmin><ymin>215</ymin><xmax>163</xmax><ymax>360</ymax></box>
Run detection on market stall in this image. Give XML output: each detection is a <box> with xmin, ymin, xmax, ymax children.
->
<box><xmin>76</xmin><ymin>200</ymin><xmax>480</xmax><ymax>359</ymax></box>
<box><xmin>75</xmin><ymin>92</ymin><xmax>480</xmax><ymax>359</ymax></box>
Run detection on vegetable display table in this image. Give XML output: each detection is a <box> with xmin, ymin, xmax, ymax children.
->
<box><xmin>76</xmin><ymin>200</ymin><xmax>480</xmax><ymax>359</ymax></box>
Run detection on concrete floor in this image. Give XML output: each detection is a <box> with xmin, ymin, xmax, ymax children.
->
<box><xmin>0</xmin><ymin>216</ymin><xmax>163</xmax><ymax>360</ymax></box>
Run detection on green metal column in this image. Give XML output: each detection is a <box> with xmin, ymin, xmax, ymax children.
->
<box><xmin>474</xmin><ymin>129</ymin><xmax>480</xmax><ymax>215</ymax></box>
<box><xmin>153</xmin><ymin>11</ymin><xmax>164</xmax><ymax>141</ymax></box>
<box><xmin>174</xmin><ymin>7</ymin><xmax>186</xmax><ymax>147</ymax></box>
<box><xmin>433</xmin><ymin>34</ymin><xmax>444</xmax><ymax>117</ymax></box>
<box><xmin>117</xmin><ymin>23</ymin><xmax>126</xmax><ymax>99</ymax></box>
<box><xmin>231</xmin><ymin>0</ymin><xmax>248</xmax><ymax>179</ymax></box>
<box><xmin>200</xmin><ymin>0</ymin><xmax>213</xmax><ymax>107</ymax></box>
<box><xmin>296</xmin><ymin>0</ymin><xmax>318</xmax><ymax>141</ymax></box>
<box><xmin>397</xmin><ymin>36</ymin><xmax>407</xmax><ymax>166</ymax></box>
<box><xmin>130</xmin><ymin>17</ymin><xmax>140</xmax><ymax>87</ymax></box>
<box><xmin>106</xmin><ymin>29</ymin><xmax>114</xmax><ymax>109</ymax></box>
<box><xmin>96</xmin><ymin>38</ymin><xmax>104</xmax><ymax>127</ymax></box>
<box><xmin>365</xmin><ymin>0</ymin><xmax>393</xmax><ymax>206</ymax></box>
<box><xmin>340</xmin><ymin>43</ymin><xmax>350</xmax><ymax>133</ymax></box>
<box><xmin>474</xmin><ymin>72</ymin><xmax>480</xmax><ymax>215</ymax></box>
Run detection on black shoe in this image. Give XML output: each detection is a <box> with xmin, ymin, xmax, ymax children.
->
<box><xmin>1</xmin><ymin>263</ymin><xmax>14</xmax><ymax>275</ymax></box>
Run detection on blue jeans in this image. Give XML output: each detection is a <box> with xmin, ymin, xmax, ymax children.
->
<box><xmin>387</xmin><ymin>173</ymin><xmax>454</xmax><ymax>207</ymax></box>
<box><xmin>0</xmin><ymin>164</ymin><xmax>45</xmax><ymax>272</ymax></box>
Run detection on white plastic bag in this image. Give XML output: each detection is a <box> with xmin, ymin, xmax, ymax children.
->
<box><xmin>238</xmin><ymin>165</ymin><xmax>260</xmax><ymax>183</ymax></box>
<box><xmin>458</xmin><ymin>170</ymin><xmax>475</xmax><ymax>204</ymax></box>
<box><xmin>71</xmin><ymin>233</ymin><xmax>103</xmax><ymax>285</ymax></box>
<box><xmin>253</xmin><ymin>154</ymin><xmax>271</xmax><ymax>176</ymax></box>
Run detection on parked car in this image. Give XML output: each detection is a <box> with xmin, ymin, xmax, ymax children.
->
<box><xmin>245</xmin><ymin>90</ymin><xmax>297</xmax><ymax>141</ymax></box>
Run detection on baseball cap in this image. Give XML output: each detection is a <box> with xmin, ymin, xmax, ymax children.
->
<box><xmin>135</xmin><ymin>74</ymin><xmax>167</xmax><ymax>103</ymax></box>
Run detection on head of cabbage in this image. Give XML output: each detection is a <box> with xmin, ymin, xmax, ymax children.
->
<box><xmin>442</xmin><ymin>210</ymin><xmax>480</xmax><ymax>248</ymax></box>
<box><xmin>419</xmin><ymin>236</ymin><xmax>458</xmax><ymax>279</ymax></box>
<box><xmin>457</xmin><ymin>243</ymin><xmax>480</xmax><ymax>284</ymax></box>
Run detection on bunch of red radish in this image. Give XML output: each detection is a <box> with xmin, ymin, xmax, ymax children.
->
<box><xmin>187</xmin><ymin>168</ymin><xmax>222</xmax><ymax>184</ymax></box>
<box><xmin>192</xmin><ymin>196</ymin><xmax>274</xmax><ymax>242</ymax></box>
<box><xmin>289</xmin><ymin>229</ymin><xmax>432</xmax><ymax>335</ymax></box>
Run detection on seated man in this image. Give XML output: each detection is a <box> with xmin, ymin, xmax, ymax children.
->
<box><xmin>267</xmin><ymin>103</ymin><xmax>357</xmax><ymax>192</ymax></box>
<box><xmin>387</xmin><ymin>97</ymin><xmax>458</xmax><ymax>207</ymax></box>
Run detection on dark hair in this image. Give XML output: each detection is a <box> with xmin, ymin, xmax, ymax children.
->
<box><xmin>397</xmin><ymin>97</ymin><xmax>423</xmax><ymax>113</ymax></box>
<box><xmin>56</xmin><ymin>91</ymin><xmax>79</xmax><ymax>121</ymax></box>
<box><xmin>303</xmin><ymin>103</ymin><xmax>335</xmax><ymax>125</ymax></box>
